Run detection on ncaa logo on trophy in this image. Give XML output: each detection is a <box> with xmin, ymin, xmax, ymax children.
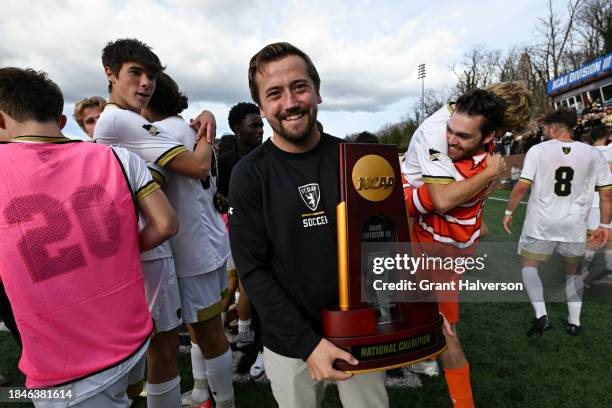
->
<box><xmin>322</xmin><ymin>143</ymin><xmax>446</xmax><ymax>373</ymax></box>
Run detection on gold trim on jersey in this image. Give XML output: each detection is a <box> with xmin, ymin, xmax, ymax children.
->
<box><xmin>12</xmin><ymin>136</ymin><xmax>73</xmax><ymax>143</ymax></box>
<box><xmin>518</xmin><ymin>177</ymin><xmax>532</xmax><ymax>185</ymax></box>
<box><xmin>149</xmin><ymin>167</ymin><xmax>166</xmax><ymax>187</ymax></box>
<box><xmin>423</xmin><ymin>176</ymin><xmax>454</xmax><ymax>185</ymax></box>
<box><xmin>447</xmin><ymin>103</ymin><xmax>455</xmax><ymax>114</ymax></box>
<box><xmin>156</xmin><ymin>145</ymin><xmax>188</xmax><ymax>167</ymax></box>
<box><xmin>596</xmin><ymin>184</ymin><xmax>612</xmax><ymax>191</ymax></box>
<box><xmin>136</xmin><ymin>180</ymin><xmax>160</xmax><ymax>201</ymax></box>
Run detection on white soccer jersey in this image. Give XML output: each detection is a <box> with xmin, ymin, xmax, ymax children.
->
<box><xmin>94</xmin><ymin>103</ymin><xmax>177</xmax><ymax>261</ymax></box>
<box><xmin>519</xmin><ymin>139</ymin><xmax>612</xmax><ymax>242</ymax></box>
<box><xmin>591</xmin><ymin>145</ymin><xmax>612</xmax><ymax>208</ymax></box>
<box><xmin>111</xmin><ymin>146</ymin><xmax>160</xmax><ymax>201</ymax></box>
<box><xmin>401</xmin><ymin>104</ymin><xmax>457</xmax><ymax>187</ymax></box>
<box><xmin>151</xmin><ymin>116</ymin><xmax>230</xmax><ymax>278</ymax></box>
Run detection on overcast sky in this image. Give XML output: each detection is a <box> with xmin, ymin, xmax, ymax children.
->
<box><xmin>1</xmin><ymin>0</ymin><xmax>568</xmax><ymax>139</ymax></box>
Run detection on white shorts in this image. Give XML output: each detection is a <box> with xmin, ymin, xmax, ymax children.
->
<box><xmin>178</xmin><ymin>263</ymin><xmax>228</xmax><ymax>324</ymax></box>
<box><xmin>518</xmin><ymin>235</ymin><xmax>585</xmax><ymax>264</ymax></box>
<box><xmin>33</xmin><ymin>340</ymin><xmax>149</xmax><ymax>408</ymax></box>
<box><xmin>587</xmin><ymin>207</ymin><xmax>600</xmax><ymax>232</ymax></box>
<box><xmin>142</xmin><ymin>258</ymin><xmax>182</xmax><ymax>333</ymax></box>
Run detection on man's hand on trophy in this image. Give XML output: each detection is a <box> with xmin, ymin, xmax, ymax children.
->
<box><xmin>306</xmin><ymin>338</ymin><xmax>358</xmax><ymax>381</ymax></box>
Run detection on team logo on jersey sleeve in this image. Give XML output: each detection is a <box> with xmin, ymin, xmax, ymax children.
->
<box><xmin>428</xmin><ymin>148</ymin><xmax>441</xmax><ymax>161</ymax></box>
<box><xmin>562</xmin><ymin>147</ymin><xmax>571</xmax><ymax>155</ymax></box>
<box><xmin>142</xmin><ymin>124</ymin><xmax>161</xmax><ymax>136</ymax></box>
<box><xmin>299</xmin><ymin>183</ymin><xmax>321</xmax><ymax>211</ymax></box>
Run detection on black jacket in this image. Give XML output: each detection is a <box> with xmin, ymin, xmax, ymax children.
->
<box><xmin>228</xmin><ymin>133</ymin><xmax>343</xmax><ymax>360</ymax></box>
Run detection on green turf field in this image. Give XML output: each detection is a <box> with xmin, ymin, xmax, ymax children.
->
<box><xmin>2</xmin><ymin>189</ymin><xmax>611</xmax><ymax>407</ymax></box>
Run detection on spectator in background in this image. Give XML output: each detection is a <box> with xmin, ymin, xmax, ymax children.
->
<box><xmin>218</xmin><ymin>101</ymin><xmax>265</xmax><ymax>381</ymax></box>
<box><xmin>353</xmin><ymin>131</ymin><xmax>379</xmax><ymax>143</ymax></box>
<box><xmin>217</xmin><ymin>133</ymin><xmax>236</xmax><ymax>157</ymax></box>
<box><xmin>502</xmin><ymin>132</ymin><xmax>513</xmax><ymax>155</ymax></box>
<box><xmin>73</xmin><ymin>96</ymin><xmax>106</xmax><ymax>138</ymax></box>
<box><xmin>510</xmin><ymin>137</ymin><xmax>521</xmax><ymax>155</ymax></box>
<box><xmin>217</xmin><ymin>102</ymin><xmax>264</xmax><ymax>200</ymax></box>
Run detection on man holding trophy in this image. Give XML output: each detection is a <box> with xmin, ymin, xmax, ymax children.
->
<box><xmin>228</xmin><ymin>42</ymin><xmax>389</xmax><ymax>408</ymax></box>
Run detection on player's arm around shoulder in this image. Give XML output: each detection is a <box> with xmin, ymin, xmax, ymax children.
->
<box><xmin>162</xmin><ymin>110</ymin><xmax>217</xmax><ymax>179</ymax></box>
<box><xmin>164</xmin><ymin>137</ymin><xmax>212</xmax><ymax>180</ymax></box>
<box><xmin>427</xmin><ymin>153</ymin><xmax>506</xmax><ymax>214</ymax></box>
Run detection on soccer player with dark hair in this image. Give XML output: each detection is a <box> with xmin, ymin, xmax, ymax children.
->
<box><xmin>219</xmin><ymin>101</ymin><xmax>263</xmax><ymax>198</ymax></box>
<box><xmin>142</xmin><ymin>72</ymin><xmax>234</xmax><ymax>408</ymax></box>
<box><xmin>405</xmin><ymin>88</ymin><xmax>507</xmax><ymax>408</ymax></box>
<box><xmin>219</xmin><ymin>101</ymin><xmax>265</xmax><ymax>379</ymax></box>
<box><xmin>0</xmin><ymin>67</ymin><xmax>177</xmax><ymax>406</ymax></box>
<box><xmin>504</xmin><ymin>107</ymin><xmax>612</xmax><ymax>337</ymax></box>
<box><xmin>95</xmin><ymin>38</ymin><xmax>225</xmax><ymax>408</ymax></box>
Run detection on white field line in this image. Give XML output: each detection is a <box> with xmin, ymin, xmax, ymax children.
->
<box><xmin>487</xmin><ymin>196</ymin><xmax>528</xmax><ymax>205</ymax></box>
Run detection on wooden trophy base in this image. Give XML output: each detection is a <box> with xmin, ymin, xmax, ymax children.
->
<box><xmin>322</xmin><ymin>307</ymin><xmax>447</xmax><ymax>373</ymax></box>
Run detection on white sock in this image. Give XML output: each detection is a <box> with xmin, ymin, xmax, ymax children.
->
<box><xmin>522</xmin><ymin>267</ymin><xmax>547</xmax><ymax>318</ymax></box>
<box><xmin>190</xmin><ymin>343</ymin><xmax>210</xmax><ymax>403</ymax></box>
<box><xmin>238</xmin><ymin>318</ymin><xmax>251</xmax><ymax>333</ymax></box>
<box><xmin>206</xmin><ymin>348</ymin><xmax>235</xmax><ymax>408</ymax></box>
<box><xmin>605</xmin><ymin>249</ymin><xmax>612</xmax><ymax>271</ymax></box>
<box><xmin>566</xmin><ymin>274</ymin><xmax>584</xmax><ymax>326</ymax></box>
<box><xmin>146</xmin><ymin>376</ymin><xmax>181</xmax><ymax>408</ymax></box>
<box><xmin>581</xmin><ymin>250</ymin><xmax>595</xmax><ymax>276</ymax></box>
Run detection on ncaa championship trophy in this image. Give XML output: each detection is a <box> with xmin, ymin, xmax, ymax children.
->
<box><xmin>322</xmin><ymin>144</ymin><xmax>447</xmax><ymax>372</ymax></box>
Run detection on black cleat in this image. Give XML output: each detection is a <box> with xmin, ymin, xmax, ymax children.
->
<box><xmin>565</xmin><ymin>322</ymin><xmax>581</xmax><ymax>336</ymax></box>
<box><xmin>527</xmin><ymin>315</ymin><xmax>552</xmax><ymax>338</ymax></box>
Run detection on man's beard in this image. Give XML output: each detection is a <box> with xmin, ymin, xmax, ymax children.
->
<box><xmin>275</xmin><ymin>109</ymin><xmax>317</xmax><ymax>145</ymax></box>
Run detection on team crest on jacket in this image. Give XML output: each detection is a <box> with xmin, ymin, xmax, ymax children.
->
<box><xmin>299</xmin><ymin>183</ymin><xmax>320</xmax><ymax>211</ymax></box>
<box><xmin>142</xmin><ymin>124</ymin><xmax>161</xmax><ymax>136</ymax></box>
<box><xmin>562</xmin><ymin>146</ymin><xmax>571</xmax><ymax>155</ymax></box>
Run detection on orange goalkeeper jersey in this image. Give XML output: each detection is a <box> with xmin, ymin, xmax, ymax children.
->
<box><xmin>404</xmin><ymin>151</ymin><xmax>488</xmax><ymax>250</ymax></box>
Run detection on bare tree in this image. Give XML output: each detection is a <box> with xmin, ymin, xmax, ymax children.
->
<box><xmin>496</xmin><ymin>47</ymin><xmax>522</xmax><ymax>82</ymax></box>
<box><xmin>529</xmin><ymin>0</ymin><xmax>582</xmax><ymax>83</ymax></box>
<box><xmin>574</xmin><ymin>0</ymin><xmax>611</xmax><ymax>61</ymax></box>
<box><xmin>452</xmin><ymin>45</ymin><xmax>501</xmax><ymax>94</ymax></box>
